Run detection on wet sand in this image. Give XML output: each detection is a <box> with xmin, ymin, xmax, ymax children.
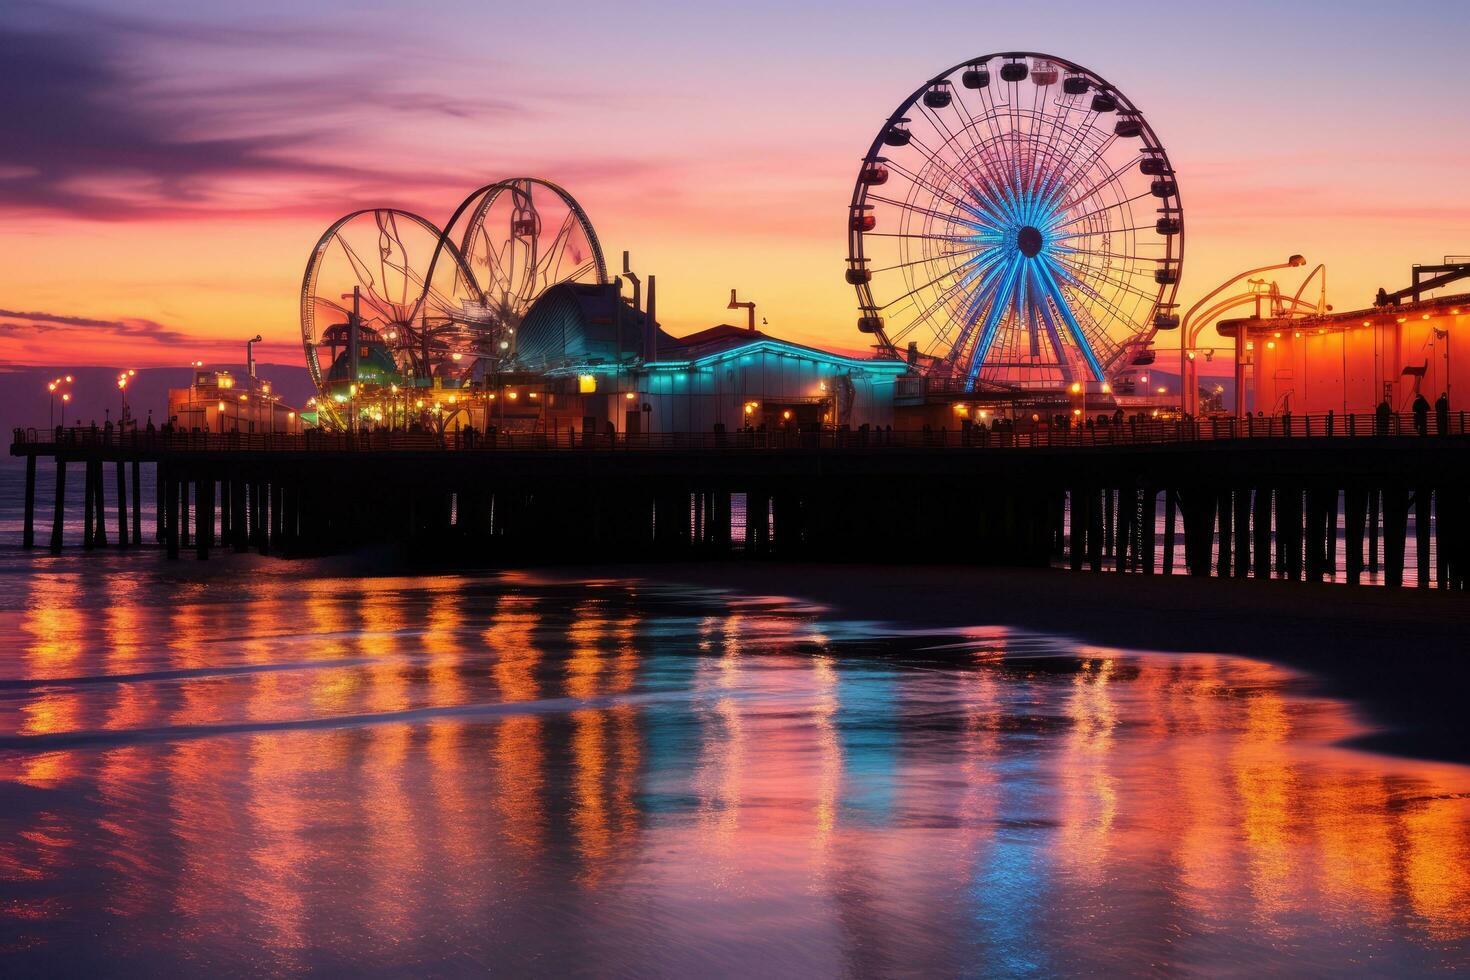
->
<box><xmin>549</xmin><ymin>563</ymin><xmax>1470</xmax><ymax>765</ymax></box>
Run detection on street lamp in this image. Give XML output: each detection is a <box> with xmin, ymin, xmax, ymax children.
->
<box><xmin>1180</xmin><ymin>255</ymin><xmax>1305</xmax><ymax>416</ymax></box>
<box><xmin>246</xmin><ymin>334</ymin><xmax>263</xmax><ymax>380</ymax></box>
<box><xmin>1070</xmin><ymin>381</ymin><xmax>1084</xmax><ymax>424</ymax></box>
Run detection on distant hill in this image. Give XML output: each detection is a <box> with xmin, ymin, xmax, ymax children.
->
<box><xmin>1</xmin><ymin>363</ymin><xmax>316</xmax><ymax>434</ymax></box>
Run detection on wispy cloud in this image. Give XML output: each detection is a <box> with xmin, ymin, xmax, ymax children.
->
<box><xmin>0</xmin><ymin>308</ymin><xmax>196</xmax><ymax>344</ymax></box>
<box><xmin>0</xmin><ymin>3</ymin><xmax>536</xmax><ymax>220</ymax></box>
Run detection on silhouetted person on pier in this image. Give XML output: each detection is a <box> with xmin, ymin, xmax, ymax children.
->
<box><xmin>1436</xmin><ymin>392</ymin><xmax>1450</xmax><ymax>435</ymax></box>
<box><xmin>1412</xmin><ymin>393</ymin><xmax>1430</xmax><ymax>435</ymax></box>
<box><xmin>1376</xmin><ymin>399</ymin><xmax>1392</xmax><ymax>435</ymax></box>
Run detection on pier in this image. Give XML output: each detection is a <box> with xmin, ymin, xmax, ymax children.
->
<box><xmin>12</xmin><ymin>419</ymin><xmax>1470</xmax><ymax>589</ymax></box>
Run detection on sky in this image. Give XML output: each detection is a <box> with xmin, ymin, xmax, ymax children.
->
<box><xmin>1</xmin><ymin>0</ymin><xmax>1468</xmax><ymax>369</ymax></box>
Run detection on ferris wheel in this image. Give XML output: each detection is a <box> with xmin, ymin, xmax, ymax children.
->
<box><xmin>442</xmin><ymin>177</ymin><xmax>608</xmax><ymax>355</ymax></box>
<box><xmin>300</xmin><ymin>208</ymin><xmax>487</xmax><ymax>392</ymax></box>
<box><xmin>847</xmin><ymin>52</ymin><xmax>1183</xmax><ymax>391</ymax></box>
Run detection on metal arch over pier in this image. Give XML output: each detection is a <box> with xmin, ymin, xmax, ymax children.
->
<box><xmin>10</xmin><ymin>424</ymin><xmax>1470</xmax><ymax>590</ymax></box>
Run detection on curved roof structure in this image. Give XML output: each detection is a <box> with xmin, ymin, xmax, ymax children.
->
<box><xmin>516</xmin><ymin>282</ymin><xmax>678</xmax><ymax>370</ymax></box>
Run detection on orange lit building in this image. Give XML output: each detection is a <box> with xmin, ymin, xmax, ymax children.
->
<box><xmin>1219</xmin><ymin>292</ymin><xmax>1466</xmax><ymax>416</ymax></box>
<box><xmin>167</xmin><ymin>369</ymin><xmax>302</xmax><ymax>433</ymax></box>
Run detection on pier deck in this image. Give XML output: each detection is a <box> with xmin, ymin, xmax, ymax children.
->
<box><xmin>11</xmin><ymin>419</ymin><xmax>1470</xmax><ymax>588</ymax></box>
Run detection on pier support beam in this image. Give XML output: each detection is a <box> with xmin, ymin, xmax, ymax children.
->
<box><xmin>1416</xmin><ymin>487</ymin><xmax>1432</xmax><ymax>588</ymax></box>
<box><xmin>1345</xmin><ymin>487</ymin><xmax>1366</xmax><ymax>585</ymax></box>
<box><xmin>1233</xmin><ymin>488</ymin><xmax>1251</xmax><ymax>578</ymax></box>
<box><xmin>1382</xmin><ymin>488</ymin><xmax>1409</xmax><ymax>588</ymax></box>
<box><xmin>92</xmin><ymin>460</ymin><xmax>107</xmax><ymax>547</ymax></box>
<box><xmin>115</xmin><ymin>459</ymin><xmax>129</xmax><ymax>547</ymax></box>
<box><xmin>1162</xmin><ymin>490</ymin><xmax>1177</xmax><ymax>575</ymax></box>
<box><xmin>1216</xmin><ymin>489</ymin><xmax>1232</xmax><ymax>577</ymax></box>
<box><xmin>83</xmin><ymin>460</ymin><xmax>96</xmax><ymax>550</ymax></box>
<box><xmin>1253</xmin><ymin>487</ymin><xmax>1271</xmax><ymax>580</ymax></box>
<box><xmin>22</xmin><ymin>455</ymin><xmax>36</xmax><ymax>549</ymax></box>
<box><xmin>164</xmin><ymin>469</ymin><xmax>180</xmax><ymax>560</ymax></box>
<box><xmin>50</xmin><ymin>459</ymin><xmax>66</xmax><ymax>554</ymax></box>
<box><xmin>1140</xmin><ymin>488</ymin><xmax>1157</xmax><ymax>574</ymax></box>
<box><xmin>1368</xmin><ymin>489</ymin><xmax>1380</xmax><ymax>573</ymax></box>
<box><xmin>180</xmin><ymin>479</ymin><xmax>190</xmax><ymax>548</ymax></box>
<box><xmin>196</xmin><ymin>477</ymin><xmax>213</xmax><ymax>560</ymax></box>
<box><xmin>231</xmin><ymin>473</ymin><xmax>248</xmax><ymax>553</ymax></box>
<box><xmin>131</xmin><ymin>460</ymin><xmax>142</xmax><ymax>545</ymax></box>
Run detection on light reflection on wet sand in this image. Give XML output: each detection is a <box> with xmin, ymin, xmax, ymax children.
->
<box><xmin>0</xmin><ymin>567</ymin><xmax>1468</xmax><ymax>975</ymax></box>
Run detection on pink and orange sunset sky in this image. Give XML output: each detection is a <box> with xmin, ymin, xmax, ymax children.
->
<box><xmin>1</xmin><ymin>0</ymin><xmax>1467</xmax><ymax>370</ymax></box>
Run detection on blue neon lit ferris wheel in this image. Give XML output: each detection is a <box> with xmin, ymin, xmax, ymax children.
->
<box><xmin>848</xmin><ymin>52</ymin><xmax>1184</xmax><ymax>391</ymax></box>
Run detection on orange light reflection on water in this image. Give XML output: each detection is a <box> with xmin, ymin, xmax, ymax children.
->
<box><xmin>0</xmin><ymin>573</ymin><xmax>1468</xmax><ymax>974</ymax></box>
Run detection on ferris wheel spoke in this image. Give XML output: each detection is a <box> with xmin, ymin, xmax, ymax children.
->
<box><xmin>915</xmin><ymin>103</ymin><xmax>1020</xmax><ymax>222</ymax></box>
<box><xmin>889</xmin><ymin>151</ymin><xmax>1019</xmax><ymax>233</ymax></box>
<box><xmin>869</xmin><ymin>242</ymin><xmax>989</xmax><ymax>276</ymax></box>
<box><xmin>962</xmin><ymin>255</ymin><xmax>1028</xmax><ymax>386</ymax></box>
<box><xmin>334</xmin><ymin>236</ymin><xmax>382</xmax><ymax>296</ymax></box>
<box><xmin>1044</xmin><ymin>129</ymin><xmax>1121</xmax><ymax>209</ymax></box>
<box><xmin>887</xmin><ymin>246</ymin><xmax>1012</xmax><ymax>347</ymax></box>
<box><xmin>950</xmin><ymin>87</ymin><xmax>1026</xmax><ymax>206</ymax></box>
<box><xmin>1029</xmin><ymin>266</ymin><xmax>1076</xmax><ymax>380</ymax></box>
<box><xmin>534</xmin><ymin>211</ymin><xmax>580</xmax><ymax>286</ymax></box>
<box><xmin>1031</xmin><ymin>259</ymin><xmax>1104</xmax><ymax>381</ymax></box>
<box><xmin>880</xmin><ymin>157</ymin><xmax>1010</xmax><ymax>232</ymax></box>
<box><xmin>1051</xmin><ymin>190</ymin><xmax>1155</xmax><ymax>230</ymax></box>
<box><xmin>1059</xmin><ymin>154</ymin><xmax>1144</xmax><ymax>215</ymax></box>
<box><xmin>1053</xmin><ymin>243</ymin><xmax>1156</xmax><ymax>264</ymax></box>
<box><xmin>867</xmin><ymin>192</ymin><xmax>991</xmax><ymax>234</ymax></box>
<box><xmin>897</xmin><ymin>133</ymin><xmax>1018</xmax><ymax>226</ymax></box>
<box><xmin>1030</xmin><ymin>98</ymin><xmax>1088</xmax><ymax>201</ymax></box>
<box><xmin>1046</xmin><ymin>259</ymin><xmax>1146</xmax><ymax>345</ymax></box>
<box><xmin>910</xmin><ymin>116</ymin><xmax>1027</xmax><ymax>223</ymax></box>
<box><xmin>1049</xmin><ymin>225</ymin><xmax>1155</xmax><ymax>244</ymax></box>
<box><xmin>879</xmin><ymin>244</ymin><xmax>1006</xmax><ymax>314</ymax></box>
<box><xmin>1050</xmin><ymin>255</ymin><xmax>1157</xmax><ymax>305</ymax></box>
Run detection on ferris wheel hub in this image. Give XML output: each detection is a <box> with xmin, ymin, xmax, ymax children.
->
<box><xmin>1017</xmin><ymin>226</ymin><xmax>1044</xmax><ymax>258</ymax></box>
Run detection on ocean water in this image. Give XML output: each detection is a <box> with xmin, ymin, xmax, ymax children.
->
<box><xmin>1</xmin><ymin>460</ymin><xmax>1469</xmax><ymax>975</ymax></box>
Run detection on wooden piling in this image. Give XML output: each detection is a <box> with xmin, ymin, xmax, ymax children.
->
<box><xmin>231</xmin><ymin>474</ymin><xmax>248</xmax><ymax>553</ymax></box>
<box><xmin>1416</xmin><ymin>487</ymin><xmax>1432</xmax><ymax>588</ymax></box>
<box><xmin>22</xmin><ymin>455</ymin><xmax>36</xmax><ymax>549</ymax></box>
<box><xmin>1088</xmin><ymin>488</ymin><xmax>1104</xmax><ymax>572</ymax></box>
<box><xmin>1344</xmin><ymin>487</ymin><xmax>1365</xmax><ymax>585</ymax></box>
<box><xmin>1382</xmin><ymin>488</ymin><xmax>1409</xmax><ymax>588</ymax></box>
<box><xmin>1141</xmin><ymin>488</ymin><xmax>1157</xmax><ymax>575</ymax></box>
<box><xmin>1216</xmin><ymin>489</ymin><xmax>1232</xmax><ymax>577</ymax></box>
<box><xmin>196</xmin><ymin>476</ymin><xmax>214</xmax><ymax>559</ymax></box>
<box><xmin>1163</xmin><ymin>490</ymin><xmax>1177</xmax><ymax>575</ymax></box>
<box><xmin>115</xmin><ymin>459</ymin><xmax>129</xmax><ymax>547</ymax></box>
<box><xmin>1233</xmin><ymin>488</ymin><xmax>1251</xmax><ymax>578</ymax></box>
<box><xmin>164</xmin><ymin>469</ymin><xmax>180</xmax><ymax>560</ymax></box>
<box><xmin>50</xmin><ymin>459</ymin><xmax>66</xmax><ymax>554</ymax></box>
<box><xmin>1436</xmin><ymin>488</ymin><xmax>1449</xmax><ymax>589</ymax></box>
<box><xmin>1368</xmin><ymin>488</ymin><xmax>1380</xmax><ymax>573</ymax></box>
<box><xmin>131</xmin><ymin>459</ymin><xmax>141</xmax><ymax>545</ymax></box>
<box><xmin>1252</xmin><ymin>487</ymin><xmax>1271</xmax><ymax>580</ymax></box>
<box><xmin>180</xmin><ymin>479</ymin><xmax>190</xmax><ymax>547</ymax></box>
<box><xmin>155</xmin><ymin>462</ymin><xmax>165</xmax><ymax>543</ymax></box>
<box><xmin>1282</xmin><ymin>488</ymin><xmax>1303</xmax><ymax>580</ymax></box>
<box><xmin>92</xmin><ymin>460</ymin><xmax>107</xmax><ymax>547</ymax></box>
<box><xmin>83</xmin><ymin>460</ymin><xmax>96</xmax><ymax>550</ymax></box>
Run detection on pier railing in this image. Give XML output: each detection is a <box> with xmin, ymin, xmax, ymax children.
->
<box><xmin>12</xmin><ymin>410</ymin><xmax>1470</xmax><ymax>455</ymax></box>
